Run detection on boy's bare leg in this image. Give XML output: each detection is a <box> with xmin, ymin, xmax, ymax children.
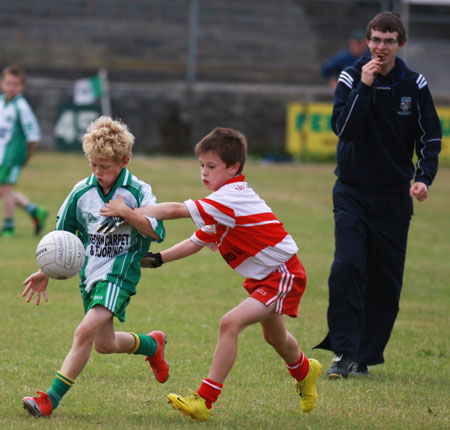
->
<box><xmin>207</xmin><ymin>297</ymin><xmax>274</xmax><ymax>383</ymax></box>
<box><xmin>0</xmin><ymin>184</ymin><xmax>15</xmax><ymax>218</ymax></box>
<box><xmin>59</xmin><ymin>306</ymin><xmax>135</xmax><ymax>380</ymax></box>
<box><xmin>260</xmin><ymin>312</ymin><xmax>302</xmax><ymax>364</ymax></box>
<box><xmin>13</xmin><ymin>190</ymin><xmax>30</xmax><ymax>209</ymax></box>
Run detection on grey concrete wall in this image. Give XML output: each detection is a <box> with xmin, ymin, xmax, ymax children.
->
<box><xmin>0</xmin><ymin>0</ymin><xmax>390</xmax><ymax>83</ymax></box>
<box><xmin>25</xmin><ymin>77</ymin><xmax>335</xmax><ymax>154</ymax></box>
<box><xmin>4</xmin><ymin>1</ymin><xmax>450</xmax><ymax>155</ymax></box>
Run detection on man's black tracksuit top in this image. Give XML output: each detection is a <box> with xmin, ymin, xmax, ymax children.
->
<box><xmin>332</xmin><ymin>56</ymin><xmax>441</xmax><ymax>192</ymax></box>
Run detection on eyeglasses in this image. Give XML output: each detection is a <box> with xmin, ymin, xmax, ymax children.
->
<box><xmin>369</xmin><ymin>37</ymin><xmax>399</xmax><ymax>46</ymax></box>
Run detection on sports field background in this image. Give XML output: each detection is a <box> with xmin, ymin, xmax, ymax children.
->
<box><xmin>0</xmin><ymin>152</ymin><xmax>449</xmax><ymax>430</ymax></box>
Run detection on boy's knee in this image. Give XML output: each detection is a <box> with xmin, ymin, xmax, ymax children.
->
<box><xmin>74</xmin><ymin>322</ymin><xmax>96</xmax><ymax>345</ymax></box>
<box><xmin>264</xmin><ymin>331</ymin><xmax>285</xmax><ymax>348</ymax></box>
<box><xmin>263</xmin><ymin>332</ymin><xmax>275</xmax><ymax>346</ymax></box>
<box><xmin>219</xmin><ymin>312</ymin><xmax>241</xmax><ymax>335</ymax></box>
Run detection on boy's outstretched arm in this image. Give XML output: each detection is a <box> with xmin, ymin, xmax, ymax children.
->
<box><xmin>161</xmin><ymin>238</ymin><xmax>202</xmax><ymax>262</ymax></box>
<box><xmin>102</xmin><ymin>195</ymin><xmax>190</xmax><ymax>221</ymax></box>
<box><xmin>141</xmin><ymin>238</ymin><xmax>202</xmax><ymax>268</ymax></box>
<box><xmin>101</xmin><ymin>195</ymin><xmax>186</xmax><ymax>239</ymax></box>
<box><xmin>135</xmin><ymin>201</ymin><xmax>191</xmax><ymax>220</ymax></box>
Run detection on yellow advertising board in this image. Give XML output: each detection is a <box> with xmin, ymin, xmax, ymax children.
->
<box><xmin>286</xmin><ymin>102</ymin><xmax>336</xmax><ymax>159</ymax></box>
<box><xmin>286</xmin><ymin>102</ymin><xmax>450</xmax><ymax>161</ymax></box>
<box><xmin>436</xmin><ymin>106</ymin><xmax>450</xmax><ymax>159</ymax></box>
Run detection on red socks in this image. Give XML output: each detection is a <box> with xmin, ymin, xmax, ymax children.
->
<box><xmin>197</xmin><ymin>378</ymin><xmax>223</xmax><ymax>409</ymax></box>
<box><xmin>286</xmin><ymin>352</ymin><xmax>310</xmax><ymax>381</ymax></box>
<box><xmin>196</xmin><ymin>355</ymin><xmax>308</xmax><ymax>409</ymax></box>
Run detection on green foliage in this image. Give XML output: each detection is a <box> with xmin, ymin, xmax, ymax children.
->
<box><xmin>1</xmin><ymin>153</ymin><xmax>449</xmax><ymax>429</ymax></box>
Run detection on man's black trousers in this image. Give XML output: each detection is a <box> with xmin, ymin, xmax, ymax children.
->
<box><xmin>323</xmin><ymin>181</ymin><xmax>413</xmax><ymax>365</ymax></box>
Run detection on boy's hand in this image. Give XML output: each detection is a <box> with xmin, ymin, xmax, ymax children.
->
<box><xmin>22</xmin><ymin>270</ymin><xmax>49</xmax><ymax>305</ymax></box>
<box><xmin>140</xmin><ymin>252</ymin><xmax>163</xmax><ymax>268</ymax></box>
<box><xmin>100</xmin><ymin>194</ymin><xmax>129</xmax><ymax>217</ymax></box>
<box><xmin>97</xmin><ymin>216</ymin><xmax>126</xmax><ymax>234</ymax></box>
<box><xmin>98</xmin><ymin>195</ymin><xmax>131</xmax><ymax>233</ymax></box>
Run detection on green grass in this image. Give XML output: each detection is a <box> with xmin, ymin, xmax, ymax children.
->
<box><xmin>1</xmin><ymin>152</ymin><xmax>449</xmax><ymax>430</ymax></box>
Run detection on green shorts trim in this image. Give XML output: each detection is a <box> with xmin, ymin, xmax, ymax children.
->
<box><xmin>82</xmin><ymin>281</ymin><xmax>131</xmax><ymax>322</ymax></box>
<box><xmin>0</xmin><ymin>165</ymin><xmax>21</xmax><ymax>184</ymax></box>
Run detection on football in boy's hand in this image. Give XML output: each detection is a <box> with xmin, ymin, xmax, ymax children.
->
<box><xmin>36</xmin><ymin>230</ymin><xmax>85</xmax><ymax>279</ymax></box>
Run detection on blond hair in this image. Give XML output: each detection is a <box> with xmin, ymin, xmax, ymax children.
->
<box><xmin>82</xmin><ymin>116</ymin><xmax>134</xmax><ymax>162</ymax></box>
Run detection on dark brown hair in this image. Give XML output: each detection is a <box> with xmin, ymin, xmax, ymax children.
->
<box><xmin>366</xmin><ymin>11</ymin><xmax>406</xmax><ymax>44</ymax></box>
<box><xmin>2</xmin><ymin>65</ymin><xmax>26</xmax><ymax>84</ymax></box>
<box><xmin>194</xmin><ymin>127</ymin><xmax>247</xmax><ymax>174</ymax></box>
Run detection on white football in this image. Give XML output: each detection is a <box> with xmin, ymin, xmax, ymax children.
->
<box><xmin>36</xmin><ymin>230</ymin><xmax>85</xmax><ymax>280</ymax></box>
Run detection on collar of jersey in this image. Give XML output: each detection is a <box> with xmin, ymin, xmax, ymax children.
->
<box><xmin>86</xmin><ymin>168</ymin><xmax>131</xmax><ymax>202</ymax></box>
<box><xmin>0</xmin><ymin>93</ymin><xmax>22</xmax><ymax>104</ymax></box>
<box><xmin>222</xmin><ymin>174</ymin><xmax>245</xmax><ymax>188</ymax></box>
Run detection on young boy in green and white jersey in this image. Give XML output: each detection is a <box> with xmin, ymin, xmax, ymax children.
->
<box><xmin>21</xmin><ymin>116</ymin><xmax>168</xmax><ymax>418</ymax></box>
<box><xmin>0</xmin><ymin>65</ymin><xmax>47</xmax><ymax>237</ymax></box>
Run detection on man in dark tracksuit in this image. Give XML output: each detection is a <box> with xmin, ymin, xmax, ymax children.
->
<box><xmin>315</xmin><ymin>12</ymin><xmax>441</xmax><ymax>379</ymax></box>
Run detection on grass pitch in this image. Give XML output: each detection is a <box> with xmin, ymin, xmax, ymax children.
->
<box><xmin>1</xmin><ymin>152</ymin><xmax>449</xmax><ymax>430</ymax></box>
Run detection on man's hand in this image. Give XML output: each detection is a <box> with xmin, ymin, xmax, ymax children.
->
<box><xmin>97</xmin><ymin>216</ymin><xmax>127</xmax><ymax>234</ymax></box>
<box><xmin>140</xmin><ymin>252</ymin><xmax>163</xmax><ymax>268</ymax></box>
<box><xmin>361</xmin><ymin>56</ymin><xmax>383</xmax><ymax>86</ymax></box>
<box><xmin>410</xmin><ymin>182</ymin><xmax>428</xmax><ymax>202</ymax></box>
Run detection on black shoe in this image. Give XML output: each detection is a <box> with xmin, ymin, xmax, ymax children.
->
<box><xmin>348</xmin><ymin>362</ymin><xmax>369</xmax><ymax>376</ymax></box>
<box><xmin>327</xmin><ymin>354</ymin><xmax>352</xmax><ymax>379</ymax></box>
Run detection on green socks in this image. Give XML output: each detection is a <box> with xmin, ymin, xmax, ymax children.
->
<box><xmin>25</xmin><ymin>203</ymin><xmax>38</xmax><ymax>218</ymax></box>
<box><xmin>129</xmin><ymin>332</ymin><xmax>157</xmax><ymax>356</ymax></box>
<box><xmin>2</xmin><ymin>218</ymin><xmax>14</xmax><ymax>232</ymax></box>
<box><xmin>45</xmin><ymin>334</ymin><xmax>157</xmax><ymax>410</ymax></box>
<box><xmin>47</xmin><ymin>371</ymin><xmax>75</xmax><ymax>409</ymax></box>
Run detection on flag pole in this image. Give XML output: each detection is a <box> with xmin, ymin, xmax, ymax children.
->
<box><xmin>99</xmin><ymin>68</ymin><xmax>111</xmax><ymax>117</ymax></box>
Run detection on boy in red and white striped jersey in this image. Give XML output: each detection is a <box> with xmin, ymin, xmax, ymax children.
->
<box><xmin>101</xmin><ymin>127</ymin><xmax>322</xmax><ymax>422</ymax></box>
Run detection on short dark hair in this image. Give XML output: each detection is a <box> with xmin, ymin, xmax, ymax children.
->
<box><xmin>366</xmin><ymin>11</ymin><xmax>406</xmax><ymax>44</ymax></box>
<box><xmin>1</xmin><ymin>65</ymin><xmax>26</xmax><ymax>84</ymax></box>
<box><xmin>194</xmin><ymin>127</ymin><xmax>247</xmax><ymax>174</ymax></box>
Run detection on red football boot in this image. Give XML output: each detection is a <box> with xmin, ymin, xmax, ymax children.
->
<box><xmin>145</xmin><ymin>330</ymin><xmax>169</xmax><ymax>383</ymax></box>
<box><xmin>22</xmin><ymin>391</ymin><xmax>53</xmax><ymax>417</ymax></box>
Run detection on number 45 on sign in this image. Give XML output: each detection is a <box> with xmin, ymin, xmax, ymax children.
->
<box><xmin>54</xmin><ymin>105</ymin><xmax>100</xmax><ymax>151</ymax></box>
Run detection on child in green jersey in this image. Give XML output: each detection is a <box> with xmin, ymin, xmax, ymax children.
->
<box><xmin>0</xmin><ymin>65</ymin><xmax>47</xmax><ymax>237</ymax></box>
<box><xmin>21</xmin><ymin>116</ymin><xmax>168</xmax><ymax>418</ymax></box>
